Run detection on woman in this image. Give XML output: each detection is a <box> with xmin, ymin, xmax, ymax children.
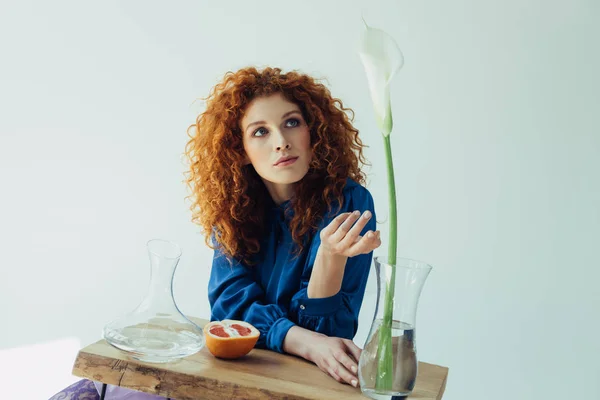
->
<box><xmin>185</xmin><ymin>66</ymin><xmax>381</xmax><ymax>388</ymax></box>
<box><xmin>48</xmin><ymin>66</ymin><xmax>379</xmax><ymax>399</ymax></box>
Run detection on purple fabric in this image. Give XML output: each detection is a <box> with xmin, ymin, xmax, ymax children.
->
<box><xmin>92</xmin><ymin>381</ymin><xmax>168</xmax><ymax>400</ymax></box>
<box><xmin>48</xmin><ymin>379</ymin><xmax>168</xmax><ymax>400</ymax></box>
<box><xmin>48</xmin><ymin>379</ymin><xmax>99</xmax><ymax>400</ymax></box>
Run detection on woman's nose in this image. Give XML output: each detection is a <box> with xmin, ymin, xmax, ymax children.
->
<box><xmin>273</xmin><ymin>131</ymin><xmax>291</xmax><ymax>151</ymax></box>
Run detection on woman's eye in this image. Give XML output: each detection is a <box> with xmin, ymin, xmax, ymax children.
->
<box><xmin>253</xmin><ymin>127</ymin><xmax>268</xmax><ymax>137</ymax></box>
<box><xmin>285</xmin><ymin>118</ymin><xmax>300</xmax><ymax>128</ymax></box>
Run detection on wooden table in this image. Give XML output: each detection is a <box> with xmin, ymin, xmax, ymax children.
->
<box><xmin>72</xmin><ymin>318</ymin><xmax>448</xmax><ymax>400</ymax></box>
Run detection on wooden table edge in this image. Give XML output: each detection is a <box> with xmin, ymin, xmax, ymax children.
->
<box><xmin>72</xmin><ymin>337</ymin><xmax>449</xmax><ymax>400</ymax></box>
<box><xmin>72</xmin><ymin>346</ymin><xmax>351</xmax><ymax>400</ymax></box>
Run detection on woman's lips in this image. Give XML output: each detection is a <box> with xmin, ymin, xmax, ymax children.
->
<box><xmin>275</xmin><ymin>157</ymin><xmax>298</xmax><ymax>167</ymax></box>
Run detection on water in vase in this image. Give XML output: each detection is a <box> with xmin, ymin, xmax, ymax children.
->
<box><xmin>359</xmin><ymin>319</ymin><xmax>417</xmax><ymax>399</ymax></box>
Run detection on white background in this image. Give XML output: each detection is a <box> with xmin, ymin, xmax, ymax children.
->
<box><xmin>1</xmin><ymin>1</ymin><xmax>599</xmax><ymax>399</ymax></box>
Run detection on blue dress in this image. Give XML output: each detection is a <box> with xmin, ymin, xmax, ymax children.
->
<box><xmin>208</xmin><ymin>178</ymin><xmax>377</xmax><ymax>353</ymax></box>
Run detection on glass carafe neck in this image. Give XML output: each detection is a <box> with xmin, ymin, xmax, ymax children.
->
<box><xmin>139</xmin><ymin>239</ymin><xmax>183</xmax><ymax>313</ymax></box>
<box><xmin>147</xmin><ymin>253</ymin><xmax>178</xmax><ymax>298</ymax></box>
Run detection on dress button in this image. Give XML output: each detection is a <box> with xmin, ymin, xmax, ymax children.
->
<box><xmin>300</xmin><ymin>305</ymin><xmax>305</xmax><ymax>310</ymax></box>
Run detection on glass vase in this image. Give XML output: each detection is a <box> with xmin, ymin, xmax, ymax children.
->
<box><xmin>358</xmin><ymin>256</ymin><xmax>432</xmax><ymax>399</ymax></box>
<box><xmin>103</xmin><ymin>239</ymin><xmax>204</xmax><ymax>363</ymax></box>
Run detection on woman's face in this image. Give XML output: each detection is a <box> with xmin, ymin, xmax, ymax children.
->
<box><xmin>240</xmin><ymin>93</ymin><xmax>312</xmax><ymax>204</ymax></box>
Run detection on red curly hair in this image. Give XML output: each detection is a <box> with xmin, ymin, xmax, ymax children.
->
<box><xmin>185</xmin><ymin>66</ymin><xmax>368</xmax><ymax>265</ymax></box>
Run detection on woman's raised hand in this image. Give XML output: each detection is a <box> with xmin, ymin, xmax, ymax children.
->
<box><xmin>319</xmin><ymin>211</ymin><xmax>381</xmax><ymax>257</ymax></box>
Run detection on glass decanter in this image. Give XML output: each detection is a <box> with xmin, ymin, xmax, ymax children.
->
<box><xmin>358</xmin><ymin>256</ymin><xmax>432</xmax><ymax>399</ymax></box>
<box><xmin>103</xmin><ymin>239</ymin><xmax>204</xmax><ymax>363</ymax></box>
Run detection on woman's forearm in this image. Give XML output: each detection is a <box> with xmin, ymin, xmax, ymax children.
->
<box><xmin>306</xmin><ymin>246</ymin><xmax>348</xmax><ymax>298</ymax></box>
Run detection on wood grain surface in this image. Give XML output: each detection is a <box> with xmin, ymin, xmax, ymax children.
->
<box><xmin>72</xmin><ymin>318</ymin><xmax>448</xmax><ymax>399</ymax></box>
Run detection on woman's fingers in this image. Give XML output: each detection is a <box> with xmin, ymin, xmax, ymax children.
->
<box><xmin>321</xmin><ymin>210</ymin><xmax>378</xmax><ymax>256</ymax></box>
<box><xmin>347</xmin><ymin>230</ymin><xmax>381</xmax><ymax>256</ymax></box>
<box><xmin>338</xmin><ymin>210</ymin><xmax>372</xmax><ymax>247</ymax></box>
<box><xmin>331</xmin><ymin>210</ymin><xmax>361</xmax><ymax>242</ymax></box>
<box><xmin>343</xmin><ymin>339</ymin><xmax>363</xmax><ymax>364</ymax></box>
<box><xmin>328</xmin><ymin>369</ymin><xmax>343</xmax><ymax>383</ymax></box>
<box><xmin>321</xmin><ymin>212</ymin><xmax>352</xmax><ymax>238</ymax></box>
<box><xmin>335</xmin><ymin>351</ymin><xmax>359</xmax><ymax>381</ymax></box>
<box><xmin>328</xmin><ymin>361</ymin><xmax>357</xmax><ymax>387</ymax></box>
<box><xmin>314</xmin><ymin>337</ymin><xmax>363</xmax><ymax>387</ymax></box>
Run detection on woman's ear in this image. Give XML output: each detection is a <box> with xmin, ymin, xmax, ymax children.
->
<box><xmin>242</xmin><ymin>155</ymin><xmax>251</xmax><ymax>166</ymax></box>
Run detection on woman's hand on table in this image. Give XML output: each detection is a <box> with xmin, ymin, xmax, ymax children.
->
<box><xmin>306</xmin><ymin>334</ymin><xmax>362</xmax><ymax>387</ymax></box>
<box><xmin>283</xmin><ymin>326</ymin><xmax>362</xmax><ymax>387</ymax></box>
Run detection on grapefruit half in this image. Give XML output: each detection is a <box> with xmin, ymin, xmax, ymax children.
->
<box><xmin>203</xmin><ymin>319</ymin><xmax>260</xmax><ymax>359</ymax></box>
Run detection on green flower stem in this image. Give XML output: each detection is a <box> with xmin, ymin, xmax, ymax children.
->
<box><xmin>383</xmin><ymin>134</ymin><xmax>397</xmax><ymax>265</ymax></box>
<box><xmin>375</xmin><ymin>134</ymin><xmax>397</xmax><ymax>391</ymax></box>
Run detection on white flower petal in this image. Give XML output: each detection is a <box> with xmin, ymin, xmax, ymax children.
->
<box><xmin>358</xmin><ymin>23</ymin><xmax>404</xmax><ymax>136</ymax></box>
<box><xmin>359</xmin><ymin>53</ymin><xmax>389</xmax><ymax>131</ymax></box>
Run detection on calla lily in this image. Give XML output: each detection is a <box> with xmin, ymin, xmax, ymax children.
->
<box><xmin>358</xmin><ymin>20</ymin><xmax>404</xmax><ymax>137</ymax></box>
<box><xmin>358</xmin><ymin>20</ymin><xmax>404</xmax><ymax>393</ymax></box>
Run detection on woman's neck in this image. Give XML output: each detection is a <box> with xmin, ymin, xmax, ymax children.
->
<box><xmin>262</xmin><ymin>180</ymin><xmax>295</xmax><ymax>205</ymax></box>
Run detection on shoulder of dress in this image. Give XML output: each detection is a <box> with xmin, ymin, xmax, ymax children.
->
<box><xmin>342</xmin><ymin>178</ymin><xmax>372</xmax><ymax>200</ymax></box>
